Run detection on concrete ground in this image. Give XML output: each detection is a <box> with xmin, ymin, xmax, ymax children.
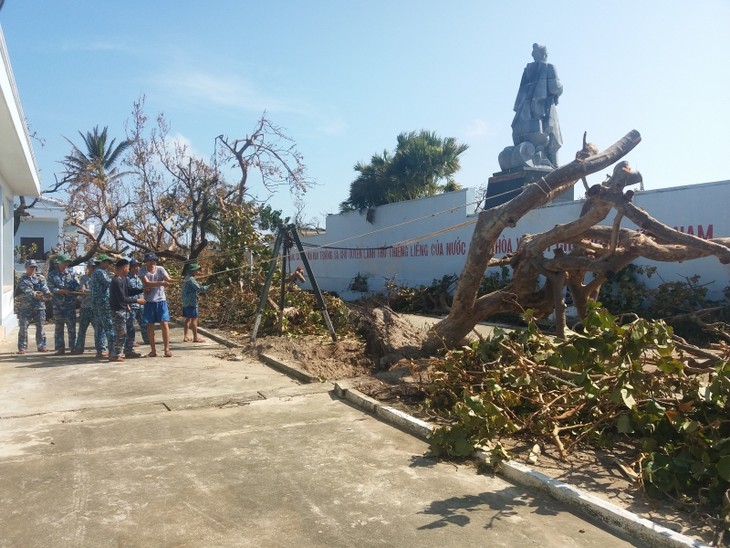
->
<box><xmin>0</xmin><ymin>324</ymin><xmax>639</xmax><ymax>547</ymax></box>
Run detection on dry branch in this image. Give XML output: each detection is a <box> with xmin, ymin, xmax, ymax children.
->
<box><xmin>426</xmin><ymin>129</ymin><xmax>730</xmax><ymax>349</ymax></box>
<box><xmin>427</xmin><ymin>131</ymin><xmax>642</xmax><ymax>349</ymax></box>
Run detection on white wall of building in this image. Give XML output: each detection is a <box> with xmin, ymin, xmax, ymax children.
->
<box><xmin>1</xmin><ymin>25</ymin><xmax>42</xmax><ymax>340</ymax></box>
<box><xmin>0</xmin><ymin>182</ymin><xmax>18</xmax><ymax>334</ymax></box>
<box><xmin>14</xmin><ymin>197</ymin><xmax>66</xmax><ymax>267</ymax></box>
<box><xmin>300</xmin><ymin>180</ymin><xmax>730</xmax><ymax>302</ymax></box>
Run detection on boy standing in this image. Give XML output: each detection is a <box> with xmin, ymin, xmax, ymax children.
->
<box><xmin>182</xmin><ymin>263</ymin><xmax>209</xmax><ymax>342</ymax></box>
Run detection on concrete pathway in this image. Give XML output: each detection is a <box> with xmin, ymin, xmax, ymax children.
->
<box><xmin>0</xmin><ymin>325</ymin><xmax>638</xmax><ymax>547</ymax></box>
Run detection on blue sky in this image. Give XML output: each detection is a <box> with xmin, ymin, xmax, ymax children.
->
<box><xmin>2</xmin><ymin>1</ymin><xmax>729</xmax><ymax>225</ymax></box>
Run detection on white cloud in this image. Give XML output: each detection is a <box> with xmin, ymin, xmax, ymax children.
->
<box><xmin>316</xmin><ymin>118</ymin><xmax>347</xmax><ymax>136</ymax></box>
<box><xmin>154</xmin><ymin>68</ymin><xmax>295</xmax><ymax>114</ymax></box>
<box><xmin>165</xmin><ymin>132</ymin><xmax>204</xmax><ymax>160</ymax></box>
<box><xmin>60</xmin><ymin>40</ymin><xmax>140</xmax><ymax>55</ymax></box>
<box><xmin>464</xmin><ymin>118</ymin><xmax>493</xmax><ymax>138</ymax></box>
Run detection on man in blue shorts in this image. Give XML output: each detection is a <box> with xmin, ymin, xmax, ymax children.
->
<box><xmin>140</xmin><ymin>252</ymin><xmax>176</xmax><ymax>357</ymax></box>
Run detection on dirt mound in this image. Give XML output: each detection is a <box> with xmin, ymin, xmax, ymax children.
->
<box><xmin>251</xmin><ymin>336</ymin><xmax>374</xmax><ymax>380</ymax></box>
<box><xmin>350</xmin><ymin>305</ymin><xmax>427</xmax><ymax>367</ymax></box>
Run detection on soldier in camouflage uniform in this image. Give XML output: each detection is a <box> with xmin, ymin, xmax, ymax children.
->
<box><xmin>71</xmin><ymin>259</ymin><xmax>101</xmax><ymax>354</ymax></box>
<box><xmin>47</xmin><ymin>253</ymin><xmax>81</xmax><ymax>355</ymax></box>
<box><xmin>90</xmin><ymin>254</ymin><xmax>115</xmax><ymax>359</ymax></box>
<box><xmin>109</xmin><ymin>258</ymin><xmax>145</xmax><ymax>362</ymax></box>
<box><xmin>127</xmin><ymin>258</ymin><xmax>148</xmax><ymax>345</ymax></box>
<box><xmin>16</xmin><ymin>259</ymin><xmax>52</xmax><ymax>354</ymax></box>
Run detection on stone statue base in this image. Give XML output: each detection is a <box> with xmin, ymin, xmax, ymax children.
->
<box><xmin>484</xmin><ymin>166</ymin><xmax>573</xmax><ymax>209</ymax></box>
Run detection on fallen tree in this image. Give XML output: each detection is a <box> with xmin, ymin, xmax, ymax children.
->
<box><xmin>426</xmin><ymin>130</ymin><xmax>730</xmax><ymax>349</ymax></box>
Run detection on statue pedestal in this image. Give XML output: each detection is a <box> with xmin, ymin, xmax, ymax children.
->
<box><xmin>485</xmin><ymin>167</ymin><xmax>573</xmax><ymax>209</ymax></box>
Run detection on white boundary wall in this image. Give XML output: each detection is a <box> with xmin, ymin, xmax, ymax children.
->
<box><xmin>299</xmin><ymin>180</ymin><xmax>730</xmax><ymax>301</ymax></box>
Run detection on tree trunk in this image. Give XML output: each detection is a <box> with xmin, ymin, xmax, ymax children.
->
<box><xmin>424</xmin><ymin>131</ymin><xmax>642</xmax><ymax>350</ymax></box>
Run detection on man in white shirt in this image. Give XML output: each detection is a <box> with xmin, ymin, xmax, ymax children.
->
<box><xmin>139</xmin><ymin>252</ymin><xmax>176</xmax><ymax>357</ymax></box>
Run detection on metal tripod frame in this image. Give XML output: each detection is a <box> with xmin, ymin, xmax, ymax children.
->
<box><xmin>250</xmin><ymin>224</ymin><xmax>337</xmax><ymax>343</ymax></box>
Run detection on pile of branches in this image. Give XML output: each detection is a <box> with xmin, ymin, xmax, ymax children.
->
<box><xmin>166</xmin><ymin>265</ymin><xmax>356</xmax><ymax>340</ymax></box>
<box><xmin>425</xmin><ymin>304</ymin><xmax>729</xmax><ymax>532</ymax></box>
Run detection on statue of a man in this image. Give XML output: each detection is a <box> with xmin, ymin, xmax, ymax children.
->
<box><xmin>511</xmin><ymin>43</ymin><xmax>563</xmax><ymax>167</ymax></box>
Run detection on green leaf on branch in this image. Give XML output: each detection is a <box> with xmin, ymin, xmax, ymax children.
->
<box><xmin>717</xmin><ymin>456</ymin><xmax>730</xmax><ymax>482</ymax></box>
<box><xmin>620</xmin><ymin>388</ymin><xmax>637</xmax><ymax>409</ymax></box>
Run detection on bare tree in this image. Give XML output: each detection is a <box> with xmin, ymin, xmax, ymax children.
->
<box><xmin>216</xmin><ymin>113</ymin><xmax>314</xmax><ymax>207</ymax></box>
<box><xmin>119</xmin><ymin>99</ymin><xmax>221</xmax><ymax>261</ymax></box>
<box><xmin>425</xmin><ymin>130</ymin><xmax>730</xmax><ymax>350</ymax></box>
<box><xmin>120</xmin><ymin>100</ymin><xmax>315</xmax><ymax>261</ymax></box>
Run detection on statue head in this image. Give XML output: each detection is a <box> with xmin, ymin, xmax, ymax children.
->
<box><xmin>531</xmin><ymin>43</ymin><xmax>547</xmax><ymax>62</ymax></box>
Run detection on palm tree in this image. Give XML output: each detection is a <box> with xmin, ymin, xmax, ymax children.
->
<box><xmin>389</xmin><ymin>131</ymin><xmax>469</xmax><ymax>200</ymax></box>
<box><xmin>63</xmin><ymin>126</ymin><xmax>132</xmax><ymax>188</ymax></box>
<box><xmin>61</xmin><ymin>126</ymin><xmax>134</xmax><ymax>256</ymax></box>
<box><xmin>340</xmin><ymin>131</ymin><xmax>468</xmax><ymax>211</ymax></box>
<box><xmin>340</xmin><ymin>151</ymin><xmax>392</xmax><ymax>211</ymax></box>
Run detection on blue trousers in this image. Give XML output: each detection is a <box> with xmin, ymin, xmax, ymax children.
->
<box><xmin>92</xmin><ymin>308</ymin><xmax>114</xmax><ymax>353</ymax></box>
<box><xmin>53</xmin><ymin>305</ymin><xmax>77</xmax><ymax>351</ymax></box>
<box><xmin>111</xmin><ymin>310</ymin><xmax>134</xmax><ymax>358</ymax></box>
<box><xmin>74</xmin><ymin>307</ymin><xmax>102</xmax><ymax>352</ymax></box>
<box><xmin>18</xmin><ymin>308</ymin><xmax>47</xmax><ymax>351</ymax></box>
<box><xmin>132</xmin><ymin>307</ymin><xmax>148</xmax><ymax>344</ymax></box>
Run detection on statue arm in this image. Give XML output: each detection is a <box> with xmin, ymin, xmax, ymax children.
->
<box><xmin>513</xmin><ymin>65</ymin><xmax>531</xmax><ymax>111</ymax></box>
<box><xmin>547</xmin><ymin>63</ymin><xmax>563</xmax><ymax>103</ymax></box>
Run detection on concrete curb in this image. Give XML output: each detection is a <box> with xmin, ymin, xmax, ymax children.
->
<box><xmin>333</xmin><ymin>381</ymin><xmax>708</xmax><ymax>548</ymax></box>
<box><xmin>187</xmin><ymin>324</ymin><xmax>242</xmax><ymax>348</ymax></box>
<box><xmin>259</xmin><ymin>353</ymin><xmax>322</xmax><ymax>384</ymax></box>
<box><xmin>495</xmin><ymin>459</ymin><xmax>707</xmax><ymax>548</ymax></box>
<box><xmin>184</xmin><ymin>325</ymin><xmax>319</xmax><ymax>384</ymax></box>
<box><xmin>333</xmin><ymin>381</ymin><xmax>433</xmax><ymax>440</ymax></box>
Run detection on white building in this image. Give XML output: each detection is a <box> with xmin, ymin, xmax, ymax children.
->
<box><xmin>300</xmin><ymin>180</ymin><xmax>730</xmax><ymax>302</ymax></box>
<box><xmin>0</xmin><ymin>25</ymin><xmax>42</xmax><ymax>339</ymax></box>
<box><xmin>14</xmin><ymin>195</ymin><xmax>66</xmax><ymax>265</ymax></box>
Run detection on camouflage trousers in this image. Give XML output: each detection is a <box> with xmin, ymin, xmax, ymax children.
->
<box><xmin>92</xmin><ymin>307</ymin><xmax>115</xmax><ymax>353</ymax></box>
<box><xmin>53</xmin><ymin>304</ymin><xmax>77</xmax><ymax>351</ymax></box>
<box><xmin>74</xmin><ymin>306</ymin><xmax>102</xmax><ymax>352</ymax></box>
<box><xmin>18</xmin><ymin>308</ymin><xmax>47</xmax><ymax>351</ymax></box>
<box><xmin>111</xmin><ymin>310</ymin><xmax>135</xmax><ymax>358</ymax></box>
<box><xmin>131</xmin><ymin>307</ymin><xmax>148</xmax><ymax>344</ymax></box>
